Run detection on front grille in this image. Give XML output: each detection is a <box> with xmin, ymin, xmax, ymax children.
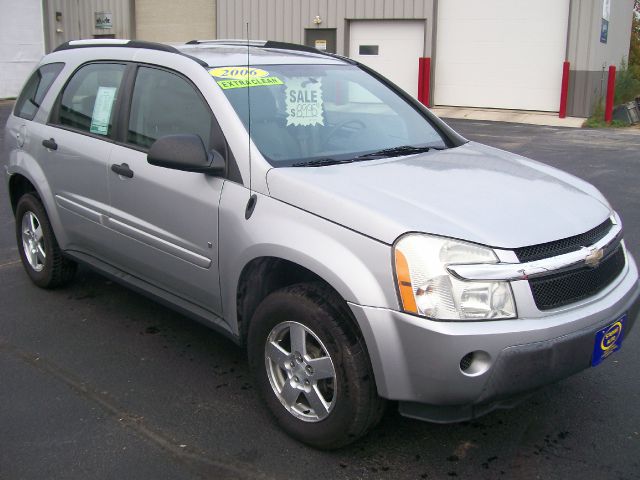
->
<box><xmin>529</xmin><ymin>246</ymin><xmax>626</xmax><ymax>310</ymax></box>
<box><xmin>514</xmin><ymin>219</ymin><xmax>613</xmax><ymax>262</ymax></box>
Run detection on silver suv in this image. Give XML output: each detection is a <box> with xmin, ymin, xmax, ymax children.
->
<box><xmin>5</xmin><ymin>39</ymin><xmax>639</xmax><ymax>449</ymax></box>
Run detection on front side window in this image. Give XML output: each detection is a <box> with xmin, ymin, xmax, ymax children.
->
<box><xmin>127</xmin><ymin>66</ymin><xmax>212</xmax><ymax>149</ymax></box>
<box><xmin>55</xmin><ymin>63</ymin><xmax>125</xmax><ymax>136</ymax></box>
<box><xmin>215</xmin><ymin>64</ymin><xmax>448</xmax><ymax>167</ymax></box>
<box><xmin>14</xmin><ymin>63</ymin><xmax>64</xmax><ymax>121</ymax></box>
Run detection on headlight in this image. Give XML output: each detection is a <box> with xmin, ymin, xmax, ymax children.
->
<box><xmin>394</xmin><ymin>234</ymin><xmax>516</xmax><ymax>320</ymax></box>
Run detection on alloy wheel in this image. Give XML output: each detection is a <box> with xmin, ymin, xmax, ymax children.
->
<box><xmin>21</xmin><ymin>211</ymin><xmax>46</xmax><ymax>272</ymax></box>
<box><xmin>264</xmin><ymin>321</ymin><xmax>337</xmax><ymax>422</ymax></box>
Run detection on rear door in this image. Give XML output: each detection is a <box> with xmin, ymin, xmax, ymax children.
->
<box><xmin>105</xmin><ymin>64</ymin><xmax>225</xmax><ymax>315</ymax></box>
<box><xmin>45</xmin><ymin>62</ymin><xmax>126</xmax><ymax>255</ymax></box>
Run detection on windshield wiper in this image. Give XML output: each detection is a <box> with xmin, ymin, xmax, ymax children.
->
<box><xmin>290</xmin><ymin>145</ymin><xmax>446</xmax><ymax>167</ymax></box>
<box><xmin>356</xmin><ymin>145</ymin><xmax>445</xmax><ymax>159</ymax></box>
<box><xmin>291</xmin><ymin>158</ymin><xmax>363</xmax><ymax>167</ymax></box>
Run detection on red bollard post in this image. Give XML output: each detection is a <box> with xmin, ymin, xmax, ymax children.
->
<box><xmin>423</xmin><ymin>57</ymin><xmax>431</xmax><ymax>107</ymax></box>
<box><xmin>418</xmin><ymin>58</ymin><xmax>425</xmax><ymax>104</ymax></box>
<box><xmin>605</xmin><ymin>65</ymin><xmax>616</xmax><ymax>123</ymax></box>
<box><xmin>559</xmin><ymin>61</ymin><xmax>570</xmax><ymax>118</ymax></box>
<box><xmin>417</xmin><ymin>57</ymin><xmax>431</xmax><ymax>107</ymax></box>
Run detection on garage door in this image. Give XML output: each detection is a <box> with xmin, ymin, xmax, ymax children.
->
<box><xmin>434</xmin><ymin>0</ymin><xmax>569</xmax><ymax>111</ymax></box>
<box><xmin>349</xmin><ymin>20</ymin><xmax>425</xmax><ymax>98</ymax></box>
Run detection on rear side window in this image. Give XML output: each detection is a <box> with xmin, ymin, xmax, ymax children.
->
<box><xmin>127</xmin><ymin>66</ymin><xmax>212</xmax><ymax>149</ymax></box>
<box><xmin>14</xmin><ymin>63</ymin><xmax>64</xmax><ymax>121</ymax></box>
<box><xmin>54</xmin><ymin>63</ymin><xmax>125</xmax><ymax>136</ymax></box>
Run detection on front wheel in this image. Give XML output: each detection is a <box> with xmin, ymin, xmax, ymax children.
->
<box><xmin>247</xmin><ymin>283</ymin><xmax>385</xmax><ymax>449</ymax></box>
<box><xmin>15</xmin><ymin>193</ymin><xmax>77</xmax><ymax>288</ymax></box>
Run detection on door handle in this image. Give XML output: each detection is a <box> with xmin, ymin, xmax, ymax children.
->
<box><xmin>111</xmin><ymin>163</ymin><xmax>134</xmax><ymax>178</ymax></box>
<box><xmin>42</xmin><ymin>138</ymin><xmax>58</xmax><ymax>150</ymax></box>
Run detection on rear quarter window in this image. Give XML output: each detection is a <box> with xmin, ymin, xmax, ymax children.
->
<box><xmin>14</xmin><ymin>63</ymin><xmax>65</xmax><ymax>121</ymax></box>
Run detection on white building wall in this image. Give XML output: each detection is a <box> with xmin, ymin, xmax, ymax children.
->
<box><xmin>0</xmin><ymin>0</ymin><xmax>45</xmax><ymax>98</ymax></box>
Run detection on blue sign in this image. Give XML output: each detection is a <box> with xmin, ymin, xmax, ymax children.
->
<box><xmin>600</xmin><ymin>19</ymin><xmax>609</xmax><ymax>43</ymax></box>
<box><xmin>592</xmin><ymin>314</ymin><xmax>626</xmax><ymax>366</ymax></box>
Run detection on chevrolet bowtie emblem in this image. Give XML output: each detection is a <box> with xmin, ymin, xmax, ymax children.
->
<box><xmin>585</xmin><ymin>247</ymin><xmax>605</xmax><ymax>268</ymax></box>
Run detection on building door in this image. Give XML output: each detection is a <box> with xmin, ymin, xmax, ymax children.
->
<box><xmin>348</xmin><ymin>20</ymin><xmax>425</xmax><ymax>99</ymax></box>
<box><xmin>434</xmin><ymin>0</ymin><xmax>570</xmax><ymax>111</ymax></box>
<box><xmin>305</xmin><ymin>28</ymin><xmax>337</xmax><ymax>54</ymax></box>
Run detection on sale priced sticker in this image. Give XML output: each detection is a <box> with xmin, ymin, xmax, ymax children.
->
<box><xmin>285</xmin><ymin>78</ymin><xmax>324</xmax><ymax>126</ymax></box>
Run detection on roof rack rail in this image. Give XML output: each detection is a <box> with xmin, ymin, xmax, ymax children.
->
<box><xmin>185</xmin><ymin>39</ymin><xmax>266</xmax><ymax>46</ymax></box>
<box><xmin>51</xmin><ymin>39</ymin><xmax>209</xmax><ymax>67</ymax></box>
<box><xmin>53</xmin><ymin>39</ymin><xmax>181</xmax><ymax>54</ymax></box>
<box><xmin>264</xmin><ymin>41</ymin><xmax>358</xmax><ymax>65</ymax></box>
<box><xmin>184</xmin><ymin>39</ymin><xmax>357</xmax><ymax>64</ymax></box>
<box><xmin>262</xmin><ymin>40</ymin><xmax>321</xmax><ymax>54</ymax></box>
<box><xmin>185</xmin><ymin>39</ymin><xmax>320</xmax><ymax>54</ymax></box>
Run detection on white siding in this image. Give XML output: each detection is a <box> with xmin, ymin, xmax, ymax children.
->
<box><xmin>0</xmin><ymin>0</ymin><xmax>45</xmax><ymax>98</ymax></box>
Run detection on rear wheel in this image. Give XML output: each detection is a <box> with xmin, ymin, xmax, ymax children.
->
<box><xmin>15</xmin><ymin>193</ymin><xmax>77</xmax><ymax>288</ymax></box>
<box><xmin>248</xmin><ymin>283</ymin><xmax>385</xmax><ymax>449</ymax></box>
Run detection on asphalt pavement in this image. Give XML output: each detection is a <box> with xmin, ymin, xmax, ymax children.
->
<box><xmin>1</xmin><ymin>101</ymin><xmax>640</xmax><ymax>479</ymax></box>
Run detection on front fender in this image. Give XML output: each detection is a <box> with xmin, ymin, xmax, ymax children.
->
<box><xmin>218</xmin><ymin>181</ymin><xmax>398</xmax><ymax>335</ymax></box>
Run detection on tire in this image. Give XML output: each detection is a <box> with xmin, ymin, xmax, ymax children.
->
<box><xmin>15</xmin><ymin>193</ymin><xmax>77</xmax><ymax>288</ymax></box>
<box><xmin>247</xmin><ymin>282</ymin><xmax>386</xmax><ymax>449</ymax></box>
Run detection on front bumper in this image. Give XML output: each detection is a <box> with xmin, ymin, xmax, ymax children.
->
<box><xmin>349</xmin><ymin>253</ymin><xmax>640</xmax><ymax>423</ymax></box>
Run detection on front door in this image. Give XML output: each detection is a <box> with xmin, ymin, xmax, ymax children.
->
<box><xmin>106</xmin><ymin>65</ymin><xmax>225</xmax><ymax>315</ymax></box>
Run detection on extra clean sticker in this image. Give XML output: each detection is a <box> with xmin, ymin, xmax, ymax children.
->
<box><xmin>209</xmin><ymin>67</ymin><xmax>283</xmax><ymax>89</ymax></box>
<box><xmin>89</xmin><ymin>86</ymin><xmax>117</xmax><ymax>135</ymax></box>
<box><xmin>285</xmin><ymin>78</ymin><xmax>324</xmax><ymax>126</ymax></box>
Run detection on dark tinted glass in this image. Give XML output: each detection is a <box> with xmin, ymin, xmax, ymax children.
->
<box><xmin>359</xmin><ymin>45</ymin><xmax>379</xmax><ymax>55</ymax></box>
<box><xmin>56</xmin><ymin>63</ymin><xmax>125</xmax><ymax>136</ymax></box>
<box><xmin>127</xmin><ymin>67</ymin><xmax>212</xmax><ymax>149</ymax></box>
<box><xmin>14</xmin><ymin>63</ymin><xmax>64</xmax><ymax>120</ymax></box>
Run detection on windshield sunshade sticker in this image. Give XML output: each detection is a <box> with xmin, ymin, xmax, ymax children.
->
<box><xmin>209</xmin><ymin>67</ymin><xmax>283</xmax><ymax>89</ymax></box>
<box><xmin>285</xmin><ymin>78</ymin><xmax>324</xmax><ymax>127</ymax></box>
<box><xmin>209</xmin><ymin>67</ymin><xmax>270</xmax><ymax>79</ymax></box>
<box><xmin>89</xmin><ymin>86</ymin><xmax>117</xmax><ymax>135</ymax></box>
<box><xmin>216</xmin><ymin>77</ymin><xmax>284</xmax><ymax>90</ymax></box>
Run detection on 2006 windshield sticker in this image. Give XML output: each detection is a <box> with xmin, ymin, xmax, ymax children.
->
<box><xmin>285</xmin><ymin>78</ymin><xmax>324</xmax><ymax>126</ymax></box>
<box><xmin>209</xmin><ymin>67</ymin><xmax>284</xmax><ymax>89</ymax></box>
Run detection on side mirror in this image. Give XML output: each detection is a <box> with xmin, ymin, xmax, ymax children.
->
<box><xmin>147</xmin><ymin>134</ymin><xmax>225</xmax><ymax>176</ymax></box>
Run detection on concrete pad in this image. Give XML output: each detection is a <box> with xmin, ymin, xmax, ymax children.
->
<box><xmin>431</xmin><ymin>106</ymin><xmax>586</xmax><ymax>128</ymax></box>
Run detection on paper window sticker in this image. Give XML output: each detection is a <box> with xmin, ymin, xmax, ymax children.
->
<box><xmin>285</xmin><ymin>78</ymin><xmax>324</xmax><ymax>127</ymax></box>
<box><xmin>89</xmin><ymin>86</ymin><xmax>117</xmax><ymax>135</ymax></box>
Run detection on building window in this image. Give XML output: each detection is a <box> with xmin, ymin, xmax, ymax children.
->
<box><xmin>359</xmin><ymin>45</ymin><xmax>379</xmax><ymax>56</ymax></box>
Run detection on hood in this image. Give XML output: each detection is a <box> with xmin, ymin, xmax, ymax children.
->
<box><xmin>266</xmin><ymin>142</ymin><xmax>612</xmax><ymax>248</ymax></box>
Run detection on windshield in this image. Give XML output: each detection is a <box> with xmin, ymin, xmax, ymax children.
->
<box><xmin>213</xmin><ymin>64</ymin><xmax>448</xmax><ymax>167</ymax></box>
